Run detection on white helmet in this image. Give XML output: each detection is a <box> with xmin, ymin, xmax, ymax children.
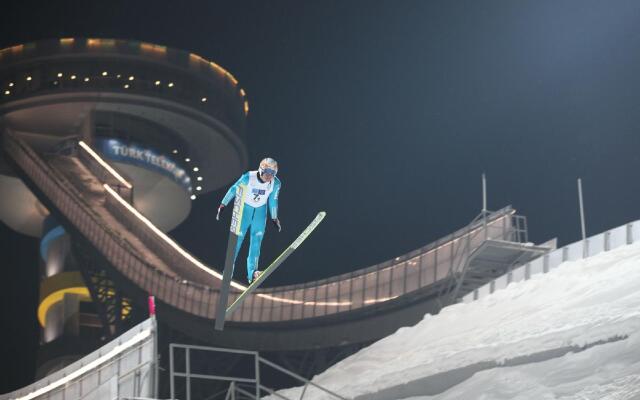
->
<box><xmin>259</xmin><ymin>157</ymin><xmax>278</xmax><ymax>177</ymax></box>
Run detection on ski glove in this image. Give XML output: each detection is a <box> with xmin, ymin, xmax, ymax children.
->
<box><xmin>272</xmin><ymin>218</ymin><xmax>281</xmax><ymax>232</ymax></box>
<box><xmin>216</xmin><ymin>204</ymin><xmax>225</xmax><ymax>221</ymax></box>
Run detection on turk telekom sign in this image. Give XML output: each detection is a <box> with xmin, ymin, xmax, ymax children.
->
<box><xmin>96</xmin><ymin>138</ymin><xmax>192</xmax><ymax>191</ymax></box>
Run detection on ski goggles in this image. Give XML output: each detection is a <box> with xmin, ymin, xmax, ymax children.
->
<box><xmin>260</xmin><ymin>167</ymin><xmax>277</xmax><ymax>176</ymax></box>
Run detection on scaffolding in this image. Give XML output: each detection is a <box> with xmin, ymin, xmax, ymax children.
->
<box><xmin>169</xmin><ymin>344</ymin><xmax>347</xmax><ymax>400</ymax></box>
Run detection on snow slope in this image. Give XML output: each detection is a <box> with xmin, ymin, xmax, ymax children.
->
<box><xmin>269</xmin><ymin>242</ymin><xmax>640</xmax><ymax>400</ymax></box>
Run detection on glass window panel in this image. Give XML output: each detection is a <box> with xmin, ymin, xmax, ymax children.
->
<box><xmin>391</xmin><ymin>262</ymin><xmax>407</xmax><ymax>297</ymax></box>
<box><xmin>351</xmin><ymin>276</ymin><xmax>364</xmax><ymax>309</ymax></box>
<box><xmin>469</xmin><ymin>231</ymin><xmax>485</xmax><ymax>249</ymax></box>
<box><xmin>326</xmin><ymin>282</ymin><xmax>339</xmax><ymax>315</ymax></box>
<box><xmin>315</xmin><ymin>284</ymin><xmax>328</xmax><ymax>317</ymax></box>
<box><xmin>252</xmin><ymin>294</ymin><xmax>264</xmax><ymax>321</ymax></box>
<box><xmin>363</xmin><ymin>272</ymin><xmax>378</xmax><ymax>304</ymax></box>
<box><xmin>326</xmin><ymin>281</ymin><xmax>339</xmax><ymax>302</ymax></box>
<box><xmin>257</xmin><ymin>297</ymin><xmax>270</xmax><ymax>322</ymax></box>
<box><xmin>302</xmin><ymin>286</ymin><xmax>316</xmax><ymax>318</ymax></box>
<box><xmin>338</xmin><ymin>278</ymin><xmax>353</xmax><ymax>312</ymax></box>
<box><xmin>436</xmin><ymin>257</ymin><xmax>452</xmax><ymax>281</ymax></box>
<box><xmin>280</xmin><ymin>290</ymin><xmax>294</xmax><ymax>321</ymax></box>
<box><xmin>270</xmin><ymin>301</ymin><xmax>283</xmax><ymax>322</ymax></box>
<box><xmin>240</xmin><ymin>292</ymin><xmax>253</xmax><ymax>322</ymax></box>
<box><xmin>421</xmin><ymin>251</ymin><xmax>435</xmax><ymax>287</ymax></box>
<box><xmin>281</xmin><ymin>303</ymin><xmax>292</xmax><ymax>321</ymax></box>
<box><xmin>292</xmin><ymin>288</ymin><xmax>304</xmax><ymax>319</ymax></box>
<box><xmin>404</xmin><ymin>257</ymin><xmax>420</xmax><ymax>292</ymax></box>
<box><xmin>377</xmin><ymin>268</ymin><xmax>391</xmax><ymax>300</ymax></box>
<box><xmin>437</xmin><ymin>242</ymin><xmax>452</xmax><ymax>266</ymax></box>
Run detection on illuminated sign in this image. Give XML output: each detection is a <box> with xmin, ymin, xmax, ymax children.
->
<box><xmin>96</xmin><ymin>138</ymin><xmax>191</xmax><ymax>191</ymax></box>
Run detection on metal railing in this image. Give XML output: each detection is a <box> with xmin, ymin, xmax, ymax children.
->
<box><xmin>0</xmin><ymin>318</ymin><xmax>157</xmax><ymax>400</ymax></box>
<box><xmin>169</xmin><ymin>344</ymin><xmax>347</xmax><ymax>400</ymax></box>
<box><xmin>463</xmin><ymin>219</ymin><xmax>640</xmax><ymax>303</ymax></box>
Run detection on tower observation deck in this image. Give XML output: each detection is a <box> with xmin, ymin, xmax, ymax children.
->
<box><xmin>0</xmin><ymin>38</ymin><xmax>248</xmax><ymax>235</ymax></box>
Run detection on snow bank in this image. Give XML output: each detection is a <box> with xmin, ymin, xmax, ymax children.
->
<box><xmin>267</xmin><ymin>242</ymin><xmax>640</xmax><ymax>400</ymax></box>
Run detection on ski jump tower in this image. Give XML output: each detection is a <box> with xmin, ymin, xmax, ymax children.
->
<box><xmin>0</xmin><ymin>38</ymin><xmax>249</xmax><ymax>376</ymax></box>
<box><xmin>1</xmin><ymin>39</ymin><xmax>555</xmax><ymax>387</ymax></box>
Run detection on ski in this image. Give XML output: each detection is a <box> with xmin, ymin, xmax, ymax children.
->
<box><xmin>225</xmin><ymin>211</ymin><xmax>326</xmax><ymax>319</ymax></box>
<box><xmin>214</xmin><ymin>184</ymin><xmax>246</xmax><ymax>331</ymax></box>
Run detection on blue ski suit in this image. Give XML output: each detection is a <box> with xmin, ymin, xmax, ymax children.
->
<box><xmin>220</xmin><ymin>171</ymin><xmax>281</xmax><ymax>281</ymax></box>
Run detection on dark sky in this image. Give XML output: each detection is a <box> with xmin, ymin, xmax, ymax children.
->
<box><xmin>3</xmin><ymin>0</ymin><xmax>640</xmax><ymax>392</ymax></box>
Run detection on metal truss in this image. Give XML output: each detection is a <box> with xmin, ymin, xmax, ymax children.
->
<box><xmin>73</xmin><ymin>241</ymin><xmax>135</xmax><ymax>339</ymax></box>
<box><xmin>436</xmin><ymin>212</ymin><xmax>531</xmax><ymax>309</ymax></box>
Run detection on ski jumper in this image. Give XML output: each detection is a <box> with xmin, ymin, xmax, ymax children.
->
<box><xmin>221</xmin><ymin>171</ymin><xmax>281</xmax><ymax>281</ymax></box>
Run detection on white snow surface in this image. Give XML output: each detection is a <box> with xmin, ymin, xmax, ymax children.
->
<box><xmin>267</xmin><ymin>243</ymin><xmax>640</xmax><ymax>400</ymax></box>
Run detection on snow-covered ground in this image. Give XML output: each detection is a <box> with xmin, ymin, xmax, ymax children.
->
<box><xmin>269</xmin><ymin>242</ymin><xmax>640</xmax><ymax>400</ymax></box>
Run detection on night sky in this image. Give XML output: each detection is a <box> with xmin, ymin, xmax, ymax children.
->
<box><xmin>3</xmin><ymin>0</ymin><xmax>640</xmax><ymax>393</ymax></box>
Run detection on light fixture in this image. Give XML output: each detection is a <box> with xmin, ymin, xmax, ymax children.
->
<box><xmin>124</xmin><ymin>84</ymin><xmax>129</xmax><ymax>89</ymax></box>
<box><xmin>26</xmin><ymin>76</ymin><xmax>32</xmax><ymax>81</ymax></box>
<box><xmin>8</xmin><ymin>82</ymin><xmax>14</xmax><ymax>87</ymax></box>
<box><xmin>168</xmin><ymin>82</ymin><xmax>174</xmax><ymax>87</ymax></box>
<box><xmin>197</xmin><ymin>176</ymin><xmax>203</xmax><ymax>181</ymax></box>
<box><xmin>4</xmin><ymin>90</ymin><xmax>10</xmax><ymax>95</ymax></box>
<box><xmin>70</xmin><ymin>75</ymin><xmax>77</xmax><ymax>80</ymax></box>
<box><xmin>116</xmin><ymin>74</ymin><xmax>122</xmax><ymax>79</ymax></box>
<box><xmin>196</xmin><ymin>186</ymin><xmax>202</xmax><ymax>191</ymax></box>
<box><xmin>201</xmin><ymin>97</ymin><xmax>207</xmax><ymax>102</ymax></box>
<box><xmin>102</xmin><ymin>71</ymin><xmax>108</xmax><ymax>76</ymax></box>
<box><xmin>53</xmin><ymin>81</ymin><xmax>59</xmax><ymax>85</ymax></box>
<box><xmin>57</xmin><ymin>73</ymin><xmax>63</xmax><ymax>78</ymax></box>
<box><xmin>84</xmin><ymin>77</ymin><xmax>90</xmax><ymax>82</ymax></box>
<box><xmin>190</xmin><ymin>195</ymin><xmax>197</xmax><ymax>200</ymax></box>
<box><xmin>155</xmin><ymin>80</ymin><xmax>161</xmax><ymax>86</ymax></box>
<box><xmin>193</xmin><ymin>167</ymin><xmax>199</xmax><ymax>172</ymax></box>
<box><xmin>185</xmin><ymin>158</ymin><xmax>191</xmax><ymax>163</ymax></box>
<box><xmin>172</xmin><ymin>149</ymin><xmax>178</xmax><ymax>154</ymax></box>
<box><xmin>128</xmin><ymin>76</ymin><xmax>134</xmax><ymax>81</ymax></box>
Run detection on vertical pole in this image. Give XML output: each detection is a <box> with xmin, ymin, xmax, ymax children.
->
<box><xmin>169</xmin><ymin>344</ymin><xmax>175</xmax><ymax>400</ymax></box>
<box><xmin>255</xmin><ymin>353</ymin><xmax>261</xmax><ymax>400</ymax></box>
<box><xmin>482</xmin><ymin>173</ymin><xmax>488</xmax><ymax>239</ymax></box>
<box><xmin>152</xmin><ymin>317</ymin><xmax>159</xmax><ymax>399</ymax></box>
<box><xmin>186</xmin><ymin>347</ymin><xmax>191</xmax><ymax>400</ymax></box>
<box><xmin>482</xmin><ymin>173</ymin><xmax>487</xmax><ymax>213</ymax></box>
<box><xmin>578</xmin><ymin>178</ymin><xmax>587</xmax><ymax>257</ymax></box>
